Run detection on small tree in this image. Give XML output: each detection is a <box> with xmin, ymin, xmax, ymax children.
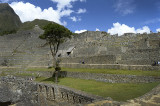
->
<box><xmin>40</xmin><ymin>23</ymin><xmax>72</xmax><ymax>83</ymax></box>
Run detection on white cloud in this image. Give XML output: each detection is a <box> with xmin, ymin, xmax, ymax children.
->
<box><xmin>96</xmin><ymin>28</ymin><xmax>100</xmax><ymax>31</ymax></box>
<box><xmin>77</xmin><ymin>8</ymin><xmax>86</xmax><ymax>14</ymax></box>
<box><xmin>51</xmin><ymin>0</ymin><xmax>78</xmax><ymax>10</ymax></box>
<box><xmin>60</xmin><ymin>9</ymin><xmax>73</xmax><ymax>17</ymax></box>
<box><xmin>75</xmin><ymin>29</ymin><xmax>87</xmax><ymax>33</ymax></box>
<box><xmin>70</xmin><ymin>16</ymin><xmax>81</xmax><ymax>22</ymax></box>
<box><xmin>10</xmin><ymin>2</ymin><xmax>63</xmax><ymax>24</ymax></box>
<box><xmin>136</xmin><ymin>26</ymin><xmax>150</xmax><ymax>34</ymax></box>
<box><xmin>8</xmin><ymin>0</ymin><xmax>86</xmax><ymax>25</ymax></box>
<box><xmin>108</xmin><ymin>22</ymin><xmax>136</xmax><ymax>36</ymax></box>
<box><xmin>70</xmin><ymin>16</ymin><xmax>77</xmax><ymax>22</ymax></box>
<box><xmin>108</xmin><ymin>22</ymin><xmax>151</xmax><ymax>36</ymax></box>
<box><xmin>80</xmin><ymin>0</ymin><xmax>86</xmax><ymax>2</ymax></box>
<box><xmin>62</xmin><ymin>21</ymin><xmax>67</xmax><ymax>26</ymax></box>
<box><xmin>156</xmin><ymin>28</ymin><xmax>160</xmax><ymax>32</ymax></box>
<box><xmin>114</xmin><ymin>0</ymin><xmax>136</xmax><ymax>15</ymax></box>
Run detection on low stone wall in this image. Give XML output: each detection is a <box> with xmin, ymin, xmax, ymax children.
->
<box><xmin>0</xmin><ymin>76</ymin><xmax>103</xmax><ymax>105</ymax></box>
<box><xmin>37</xmin><ymin>83</ymin><xmax>103</xmax><ymax>105</ymax></box>
<box><xmin>60</xmin><ymin>72</ymin><xmax>160</xmax><ymax>83</ymax></box>
<box><xmin>60</xmin><ymin>63</ymin><xmax>160</xmax><ymax>71</ymax></box>
<box><xmin>2</xmin><ymin>70</ymin><xmax>160</xmax><ymax>83</ymax></box>
<box><xmin>61</xmin><ymin>55</ymin><xmax>116</xmax><ymax>64</ymax></box>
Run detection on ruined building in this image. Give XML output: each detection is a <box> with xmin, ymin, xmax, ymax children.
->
<box><xmin>0</xmin><ymin>3</ymin><xmax>160</xmax><ymax>70</ymax></box>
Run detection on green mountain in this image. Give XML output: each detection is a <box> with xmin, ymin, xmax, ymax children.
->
<box><xmin>19</xmin><ymin>19</ymin><xmax>54</xmax><ymax>31</ymax></box>
<box><xmin>0</xmin><ymin>3</ymin><xmax>22</xmax><ymax>35</ymax></box>
<box><xmin>0</xmin><ymin>3</ymin><xmax>54</xmax><ymax>36</ymax></box>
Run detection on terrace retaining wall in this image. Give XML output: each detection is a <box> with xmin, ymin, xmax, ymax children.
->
<box><xmin>60</xmin><ymin>63</ymin><xmax>160</xmax><ymax>71</ymax></box>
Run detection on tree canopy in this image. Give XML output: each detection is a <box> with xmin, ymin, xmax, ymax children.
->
<box><xmin>40</xmin><ymin>23</ymin><xmax>72</xmax><ymax>56</ymax></box>
<box><xmin>40</xmin><ymin>23</ymin><xmax>72</xmax><ymax>83</ymax></box>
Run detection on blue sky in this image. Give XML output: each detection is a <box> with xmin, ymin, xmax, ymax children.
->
<box><xmin>1</xmin><ymin>0</ymin><xmax>160</xmax><ymax>35</ymax></box>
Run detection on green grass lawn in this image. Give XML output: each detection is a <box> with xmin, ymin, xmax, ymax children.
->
<box><xmin>35</xmin><ymin>77</ymin><xmax>159</xmax><ymax>101</ymax></box>
<box><xmin>25</xmin><ymin>67</ymin><xmax>160</xmax><ymax>77</ymax></box>
<box><xmin>25</xmin><ymin>67</ymin><xmax>54</xmax><ymax>72</ymax></box>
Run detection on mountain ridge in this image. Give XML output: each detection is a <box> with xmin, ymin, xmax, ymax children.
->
<box><xmin>0</xmin><ymin>3</ymin><xmax>22</xmax><ymax>35</ymax></box>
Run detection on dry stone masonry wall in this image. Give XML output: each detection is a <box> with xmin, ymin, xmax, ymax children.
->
<box><xmin>60</xmin><ymin>32</ymin><xmax>160</xmax><ymax>66</ymax></box>
<box><xmin>0</xmin><ymin>76</ymin><xmax>103</xmax><ymax>105</ymax></box>
<box><xmin>0</xmin><ymin>26</ymin><xmax>160</xmax><ymax>70</ymax></box>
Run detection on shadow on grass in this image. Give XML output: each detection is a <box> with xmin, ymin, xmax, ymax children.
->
<box><xmin>42</xmin><ymin>77</ymin><xmax>54</xmax><ymax>82</ymax></box>
<box><xmin>41</xmin><ymin>77</ymin><xmax>64</xmax><ymax>83</ymax></box>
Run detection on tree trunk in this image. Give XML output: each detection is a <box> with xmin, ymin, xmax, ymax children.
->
<box><xmin>49</xmin><ymin>42</ymin><xmax>61</xmax><ymax>83</ymax></box>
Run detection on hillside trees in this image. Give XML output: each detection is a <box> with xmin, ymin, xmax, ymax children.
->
<box><xmin>39</xmin><ymin>23</ymin><xmax>72</xmax><ymax>83</ymax></box>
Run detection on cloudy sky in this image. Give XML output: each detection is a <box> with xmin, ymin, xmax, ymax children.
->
<box><xmin>0</xmin><ymin>0</ymin><xmax>160</xmax><ymax>35</ymax></box>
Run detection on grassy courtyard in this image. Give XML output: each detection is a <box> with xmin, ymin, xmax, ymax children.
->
<box><xmin>25</xmin><ymin>67</ymin><xmax>160</xmax><ymax>77</ymax></box>
<box><xmin>35</xmin><ymin>77</ymin><xmax>159</xmax><ymax>101</ymax></box>
<box><xmin>1</xmin><ymin>67</ymin><xmax>160</xmax><ymax>101</ymax></box>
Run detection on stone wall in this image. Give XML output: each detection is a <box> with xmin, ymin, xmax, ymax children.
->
<box><xmin>1</xmin><ymin>69</ymin><xmax>160</xmax><ymax>83</ymax></box>
<box><xmin>61</xmin><ymin>72</ymin><xmax>160</xmax><ymax>83</ymax></box>
<box><xmin>60</xmin><ymin>63</ymin><xmax>160</xmax><ymax>71</ymax></box>
<box><xmin>0</xmin><ymin>27</ymin><xmax>52</xmax><ymax>68</ymax></box>
<box><xmin>0</xmin><ymin>76</ymin><xmax>103</xmax><ymax>105</ymax></box>
<box><xmin>60</xmin><ymin>32</ymin><xmax>160</xmax><ymax>65</ymax></box>
<box><xmin>0</xmin><ymin>29</ymin><xmax>160</xmax><ymax>68</ymax></box>
<box><xmin>61</xmin><ymin>55</ymin><xmax>116</xmax><ymax>64</ymax></box>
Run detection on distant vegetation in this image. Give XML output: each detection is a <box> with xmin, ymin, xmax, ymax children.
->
<box><xmin>18</xmin><ymin>19</ymin><xmax>54</xmax><ymax>31</ymax></box>
<box><xmin>0</xmin><ymin>29</ymin><xmax>17</xmax><ymax>36</ymax></box>
<box><xmin>0</xmin><ymin>19</ymin><xmax>55</xmax><ymax>36</ymax></box>
<box><xmin>0</xmin><ymin>4</ymin><xmax>54</xmax><ymax>36</ymax></box>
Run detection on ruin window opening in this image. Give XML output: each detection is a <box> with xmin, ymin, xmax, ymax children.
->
<box><xmin>67</xmin><ymin>52</ymin><xmax>71</xmax><ymax>56</ymax></box>
<box><xmin>0</xmin><ymin>101</ymin><xmax>12</xmax><ymax>106</ymax></box>
<box><xmin>58</xmin><ymin>54</ymin><xmax>61</xmax><ymax>57</ymax></box>
<box><xmin>145</xmin><ymin>38</ymin><xmax>147</xmax><ymax>42</ymax></box>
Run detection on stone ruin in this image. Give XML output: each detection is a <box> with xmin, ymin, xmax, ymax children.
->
<box><xmin>0</xmin><ymin>76</ymin><xmax>104</xmax><ymax>106</ymax></box>
<box><xmin>0</xmin><ymin>25</ymin><xmax>160</xmax><ymax>70</ymax></box>
<box><xmin>0</xmin><ymin>3</ymin><xmax>159</xmax><ymax>70</ymax></box>
<box><xmin>60</xmin><ymin>31</ymin><xmax>160</xmax><ymax>65</ymax></box>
